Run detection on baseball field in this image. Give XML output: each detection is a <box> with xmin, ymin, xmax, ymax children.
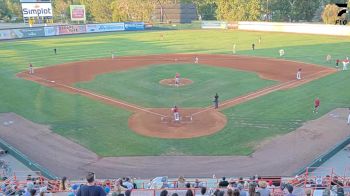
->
<box><xmin>1</xmin><ymin>29</ymin><xmax>350</xmax><ymax>161</ymax></box>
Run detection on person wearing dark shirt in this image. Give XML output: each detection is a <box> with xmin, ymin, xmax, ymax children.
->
<box><xmin>77</xmin><ymin>172</ymin><xmax>106</xmax><ymax>196</ymax></box>
<box><xmin>218</xmin><ymin>177</ymin><xmax>229</xmax><ymax>187</ymax></box>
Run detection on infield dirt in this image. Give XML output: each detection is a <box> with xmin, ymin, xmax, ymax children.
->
<box><xmin>17</xmin><ymin>54</ymin><xmax>335</xmax><ymax>138</ymax></box>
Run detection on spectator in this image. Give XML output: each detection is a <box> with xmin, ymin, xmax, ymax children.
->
<box><xmin>193</xmin><ymin>179</ymin><xmax>202</xmax><ymax>188</ymax></box>
<box><xmin>233</xmin><ymin>189</ymin><xmax>240</xmax><ymax>196</ymax></box>
<box><xmin>200</xmin><ymin>187</ymin><xmax>207</xmax><ymax>196</ymax></box>
<box><xmin>305</xmin><ymin>189</ymin><xmax>312</xmax><ymax>196</ymax></box>
<box><xmin>213</xmin><ymin>189</ymin><xmax>220</xmax><ymax>196</ymax></box>
<box><xmin>227</xmin><ymin>178</ymin><xmax>236</xmax><ymax>190</ymax></box>
<box><xmin>257</xmin><ymin>181</ymin><xmax>270</xmax><ymax>196</ymax></box>
<box><xmin>125</xmin><ymin>189</ymin><xmax>132</xmax><ymax>196</ymax></box>
<box><xmin>237</xmin><ymin>184</ymin><xmax>248</xmax><ymax>196</ymax></box>
<box><xmin>238</xmin><ymin>177</ymin><xmax>245</xmax><ymax>186</ymax></box>
<box><xmin>248</xmin><ymin>183</ymin><xmax>256</xmax><ymax>196</ymax></box>
<box><xmin>285</xmin><ymin>184</ymin><xmax>296</xmax><ymax>196</ymax></box>
<box><xmin>219</xmin><ymin>177</ymin><xmax>229</xmax><ymax>188</ymax></box>
<box><xmin>227</xmin><ymin>189</ymin><xmax>233</xmax><ymax>196</ymax></box>
<box><xmin>186</xmin><ymin>189</ymin><xmax>194</xmax><ymax>196</ymax></box>
<box><xmin>218</xmin><ymin>191</ymin><xmax>225</xmax><ymax>196</ymax></box>
<box><xmin>160</xmin><ymin>189</ymin><xmax>168</xmax><ymax>196</ymax></box>
<box><xmin>30</xmin><ymin>189</ymin><xmax>36</xmax><ymax>196</ymax></box>
<box><xmin>123</xmin><ymin>177</ymin><xmax>134</xmax><ymax>190</ymax></box>
<box><xmin>272</xmin><ymin>184</ymin><xmax>286</xmax><ymax>196</ymax></box>
<box><xmin>177</xmin><ymin>176</ymin><xmax>186</xmax><ymax>188</ymax></box>
<box><xmin>322</xmin><ymin>188</ymin><xmax>330</xmax><ymax>196</ymax></box>
<box><xmin>60</xmin><ymin>176</ymin><xmax>67</xmax><ymax>191</ymax></box>
<box><xmin>172</xmin><ymin>193</ymin><xmax>179</xmax><ymax>196</ymax></box>
<box><xmin>77</xmin><ymin>172</ymin><xmax>106</xmax><ymax>196</ymax></box>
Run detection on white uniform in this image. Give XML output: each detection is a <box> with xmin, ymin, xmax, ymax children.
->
<box><xmin>296</xmin><ymin>70</ymin><xmax>301</xmax><ymax>80</ymax></box>
<box><xmin>29</xmin><ymin>64</ymin><xmax>34</xmax><ymax>74</ymax></box>
<box><xmin>279</xmin><ymin>49</ymin><xmax>285</xmax><ymax>57</ymax></box>
<box><xmin>194</xmin><ymin>57</ymin><xmax>199</xmax><ymax>64</ymax></box>
<box><xmin>343</xmin><ymin>58</ymin><xmax>349</xmax><ymax>70</ymax></box>
<box><xmin>172</xmin><ymin>107</ymin><xmax>180</xmax><ymax>121</ymax></box>
<box><xmin>232</xmin><ymin>44</ymin><xmax>236</xmax><ymax>54</ymax></box>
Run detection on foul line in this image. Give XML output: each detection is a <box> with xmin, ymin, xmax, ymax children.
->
<box><xmin>191</xmin><ymin>69</ymin><xmax>334</xmax><ymax>117</ymax></box>
<box><xmin>26</xmin><ymin>74</ymin><xmax>167</xmax><ymax>118</ymax></box>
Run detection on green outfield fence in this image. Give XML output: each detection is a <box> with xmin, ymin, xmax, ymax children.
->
<box><xmin>0</xmin><ymin>138</ymin><xmax>57</xmax><ymax>179</ymax></box>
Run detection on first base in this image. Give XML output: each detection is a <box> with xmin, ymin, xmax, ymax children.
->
<box><xmin>51</xmin><ymin>81</ymin><xmax>55</xmax><ymax>83</ymax></box>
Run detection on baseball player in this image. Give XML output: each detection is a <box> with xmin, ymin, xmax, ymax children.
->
<box><xmin>53</xmin><ymin>48</ymin><xmax>57</xmax><ymax>55</ymax></box>
<box><xmin>28</xmin><ymin>63</ymin><xmax>34</xmax><ymax>74</ymax></box>
<box><xmin>252</xmin><ymin>43</ymin><xmax>255</xmax><ymax>50</ymax></box>
<box><xmin>111</xmin><ymin>50</ymin><xmax>115</xmax><ymax>59</ymax></box>
<box><xmin>194</xmin><ymin>56</ymin><xmax>199</xmax><ymax>64</ymax></box>
<box><xmin>172</xmin><ymin>106</ymin><xmax>180</xmax><ymax>122</ymax></box>
<box><xmin>348</xmin><ymin>108</ymin><xmax>350</xmax><ymax>125</ymax></box>
<box><xmin>279</xmin><ymin>49</ymin><xmax>285</xmax><ymax>57</ymax></box>
<box><xmin>296</xmin><ymin>68</ymin><xmax>302</xmax><ymax>80</ymax></box>
<box><xmin>232</xmin><ymin>43</ymin><xmax>236</xmax><ymax>54</ymax></box>
<box><xmin>336</xmin><ymin>59</ymin><xmax>340</xmax><ymax>70</ymax></box>
<box><xmin>326</xmin><ymin>54</ymin><xmax>331</xmax><ymax>63</ymax></box>
<box><xmin>213</xmin><ymin>93</ymin><xmax>219</xmax><ymax>109</ymax></box>
<box><xmin>313</xmin><ymin>97</ymin><xmax>320</xmax><ymax>113</ymax></box>
<box><xmin>343</xmin><ymin>57</ymin><xmax>349</xmax><ymax>70</ymax></box>
<box><xmin>175</xmin><ymin>73</ymin><xmax>180</xmax><ymax>87</ymax></box>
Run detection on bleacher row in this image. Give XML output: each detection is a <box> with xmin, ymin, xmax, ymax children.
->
<box><xmin>0</xmin><ymin>171</ymin><xmax>349</xmax><ymax>196</ymax></box>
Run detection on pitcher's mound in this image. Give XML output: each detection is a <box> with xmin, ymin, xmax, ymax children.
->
<box><xmin>128</xmin><ymin>108</ymin><xmax>227</xmax><ymax>139</ymax></box>
<box><xmin>159</xmin><ymin>78</ymin><xmax>193</xmax><ymax>87</ymax></box>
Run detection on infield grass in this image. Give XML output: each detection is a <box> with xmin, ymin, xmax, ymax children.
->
<box><xmin>75</xmin><ymin>63</ymin><xmax>276</xmax><ymax>108</ymax></box>
<box><xmin>0</xmin><ymin>30</ymin><xmax>349</xmax><ymax>156</ymax></box>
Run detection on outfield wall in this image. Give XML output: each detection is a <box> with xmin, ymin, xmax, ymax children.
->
<box><xmin>238</xmin><ymin>21</ymin><xmax>350</xmax><ymax>36</ymax></box>
<box><xmin>0</xmin><ymin>22</ymin><xmax>144</xmax><ymax>40</ymax></box>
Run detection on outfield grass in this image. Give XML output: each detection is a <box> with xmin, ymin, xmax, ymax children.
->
<box><xmin>0</xmin><ymin>30</ymin><xmax>349</xmax><ymax>156</ymax></box>
<box><xmin>75</xmin><ymin>63</ymin><xmax>276</xmax><ymax>108</ymax></box>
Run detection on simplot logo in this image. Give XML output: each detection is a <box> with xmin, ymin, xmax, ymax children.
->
<box><xmin>23</xmin><ymin>4</ymin><xmax>52</xmax><ymax>16</ymax></box>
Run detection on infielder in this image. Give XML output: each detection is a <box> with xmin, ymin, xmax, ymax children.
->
<box><xmin>279</xmin><ymin>49</ymin><xmax>285</xmax><ymax>57</ymax></box>
<box><xmin>28</xmin><ymin>63</ymin><xmax>34</xmax><ymax>74</ymax></box>
<box><xmin>175</xmin><ymin>73</ymin><xmax>180</xmax><ymax>87</ymax></box>
<box><xmin>296</xmin><ymin>68</ymin><xmax>302</xmax><ymax>80</ymax></box>
<box><xmin>172</xmin><ymin>106</ymin><xmax>180</xmax><ymax>122</ymax></box>
<box><xmin>326</xmin><ymin>54</ymin><xmax>331</xmax><ymax>63</ymax></box>
<box><xmin>194</xmin><ymin>56</ymin><xmax>199</xmax><ymax>64</ymax></box>
<box><xmin>343</xmin><ymin>57</ymin><xmax>349</xmax><ymax>70</ymax></box>
<box><xmin>111</xmin><ymin>50</ymin><xmax>115</xmax><ymax>59</ymax></box>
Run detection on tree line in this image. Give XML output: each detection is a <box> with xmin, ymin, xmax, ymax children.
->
<box><xmin>0</xmin><ymin>0</ymin><xmax>349</xmax><ymax>24</ymax></box>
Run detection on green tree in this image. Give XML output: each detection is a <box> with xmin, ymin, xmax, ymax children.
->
<box><xmin>53</xmin><ymin>0</ymin><xmax>71</xmax><ymax>22</ymax></box>
<box><xmin>322</xmin><ymin>4</ymin><xmax>340</xmax><ymax>24</ymax></box>
<box><xmin>246</xmin><ymin>0</ymin><xmax>261</xmax><ymax>21</ymax></box>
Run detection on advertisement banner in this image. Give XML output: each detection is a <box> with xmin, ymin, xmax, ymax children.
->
<box><xmin>0</xmin><ymin>30</ymin><xmax>15</xmax><ymax>40</ymax></box>
<box><xmin>44</xmin><ymin>26</ymin><xmax>58</xmax><ymax>36</ymax></box>
<box><xmin>201</xmin><ymin>21</ymin><xmax>227</xmax><ymax>29</ymax></box>
<box><xmin>12</xmin><ymin>27</ymin><xmax>45</xmax><ymax>38</ymax></box>
<box><xmin>124</xmin><ymin>22</ymin><xmax>145</xmax><ymax>31</ymax></box>
<box><xmin>70</xmin><ymin>5</ymin><xmax>86</xmax><ymax>21</ymax></box>
<box><xmin>21</xmin><ymin>3</ymin><xmax>53</xmax><ymax>18</ymax></box>
<box><xmin>86</xmin><ymin>23</ymin><xmax>125</xmax><ymax>33</ymax></box>
<box><xmin>58</xmin><ymin>25</ymin><xmax>86</xmax><ymax>35</ymax></box>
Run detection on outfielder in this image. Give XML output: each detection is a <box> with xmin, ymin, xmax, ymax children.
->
<box><xmin>175</xmin><ymin>73</ymin><xmax>180</xmax><ymax>87</ymax></box>
<box><xmin>111</xmin><ymin>50</ymin><xmax>115</xmax><ymax>59</ymax></box>
<box><xmin>343</xmin><ymin>57</ymin><xmax>349</xmax><ymax>70</ymax></box>
<box><xmin>279</xmin><ymin>49</ymin><xmax>285</xmax><ymax>57</ymax></box>
<box><xmin>28</xmin><ymin>63</ymin><xmax>34</xmax><ymax>74</ymax></box>
<box><xmin>172</xmin><ymin>106</ymin><xmax>180</xmax><ymax>122</ymax></box>
<box><xmin>296</xmin><ymin>68</ymin><xmax>302</xmax><ymax>80</ymax></box>
<box><xmin>232</xmin><ymin>43</ymin><xmax>236</xmax><ymax>54</ymax></box>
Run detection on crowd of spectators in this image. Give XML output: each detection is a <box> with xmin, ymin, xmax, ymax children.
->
<box><xmin>0</xmin><ymin>172</ymin><xmax>348</xmax><ymax>196</ymax></box>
